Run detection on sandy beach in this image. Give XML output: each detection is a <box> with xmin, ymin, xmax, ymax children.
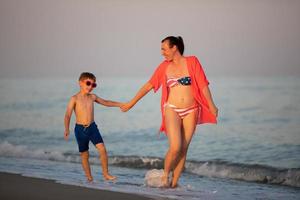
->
<box><xmin>0</xmin><ymin>172</ymin><xmax>158</xmax><ymax>200</ymax></box>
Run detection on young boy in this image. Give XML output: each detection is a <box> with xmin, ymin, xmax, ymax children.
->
<box><xmin>64</xmin><ymin>72</ymin><xmax>121</xmax><ymax>182</ymax></box>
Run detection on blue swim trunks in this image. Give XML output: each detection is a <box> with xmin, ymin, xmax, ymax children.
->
<box><xmin>74</xmin><ymin>122</ymin><xmax>104</xmax><ymax>152</ymax></box>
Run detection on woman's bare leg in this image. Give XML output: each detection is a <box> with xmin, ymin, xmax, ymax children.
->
<box><xmin>171</xmin><ymin>109</ymin><xmax>198</xmax><ymax>188</ymax></box>
<box><xmin>163</xmin><ymin>106</ymin><xmax>182</xmax><ymax>187</ymax></box>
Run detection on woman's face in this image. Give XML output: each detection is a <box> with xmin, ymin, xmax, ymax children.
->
<box><xmin>161</xmin><ymin>40</ymin><xmax>176</xmax><ymax>61</ymax></box>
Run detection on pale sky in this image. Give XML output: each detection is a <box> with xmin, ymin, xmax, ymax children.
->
<box><xmin>0</xmin><ymin>0</ymin><xmax>300</xmax><ymax>78</ymax></box>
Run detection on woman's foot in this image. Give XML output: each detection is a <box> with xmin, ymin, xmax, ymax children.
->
<box><xmin>103</xmin><ymin>174</ymin><xmax>117</xmax><ymax>181</ymax></box>
<box><xmin>161</xmin><ymin>173</ymin><xmax>170</xmax><ymax>188</ymax></box>
<box><xmin>171</xmin><ymin>174</ymin><xmax>178</xmax><ymax>188</ymax></box>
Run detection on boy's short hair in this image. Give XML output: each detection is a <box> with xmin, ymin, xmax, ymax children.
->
<box><xmin>79</xmin><ymin>72</ymin><xmax>96</xmax><ymax>82</ymax></box>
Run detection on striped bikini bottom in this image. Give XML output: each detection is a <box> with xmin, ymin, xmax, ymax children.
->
<box><xmin>164</xmin><ymin>103</ymin><xmax>199</xmax><ymax>119</ymax></box>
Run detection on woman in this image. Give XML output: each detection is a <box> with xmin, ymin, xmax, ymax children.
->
<box><xmin>121</xmin><ymin>36</ymin><xmax>218</xmax><ymax>188</ymax></box>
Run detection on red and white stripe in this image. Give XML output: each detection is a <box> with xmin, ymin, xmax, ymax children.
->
<box><xmin>164</xmin><ymin>103</ymin><xmax>199</xmax><ymax>119</ymax></box>
<box><xmin>167</xmin><ymin>78</ymin><xmax>179</xmax><ymax>88</ymax></box>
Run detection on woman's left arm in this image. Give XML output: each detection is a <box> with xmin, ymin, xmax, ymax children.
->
<box><xmin>193</xmin><ymin>56</ymin><xmax>218</xmax><ymax>117</ymax></box>
<box><xmin>202</xmin><ymin>86</ymin><xmax>218</xmax><ymax>117</ymax></box>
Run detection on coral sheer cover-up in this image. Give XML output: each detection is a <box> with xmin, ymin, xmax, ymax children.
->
<box><xmin>148</xmin><ymin>56</ymin><xmax>217</xmax><ymax>134</ymax></box>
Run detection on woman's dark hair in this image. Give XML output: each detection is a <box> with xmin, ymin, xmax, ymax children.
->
<box><xmin>161</xmin><ymin>36</ymin><xmax>184</xmax><ymax>55</ymax></box>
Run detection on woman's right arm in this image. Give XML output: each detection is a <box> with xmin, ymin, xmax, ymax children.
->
<box><xmin>121</xmin><ymin>61</ymin><xmax>164</xmax><ymax>112</ymax></box>
<box><xmin>121</xmin><ymin>82</ymin><xmax>153</xmax><ymax>112</ymax></box>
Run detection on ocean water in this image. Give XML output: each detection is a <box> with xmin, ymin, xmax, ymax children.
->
<box><xmin>0</xmin><ymin>76</ymin><xmax>299</xmax><ymax>199</ymax></box>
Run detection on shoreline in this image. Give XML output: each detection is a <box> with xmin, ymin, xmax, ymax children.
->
<box><xmin>0</xmin><ymin>172</ymin><xmax>160</xmax><ymax>200</ymax></box>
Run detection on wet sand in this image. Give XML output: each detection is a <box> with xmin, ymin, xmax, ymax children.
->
<box><xmin>0</xmin><ymin>172</ymin><xmax>157</xmax><ymax>200</ymax></box>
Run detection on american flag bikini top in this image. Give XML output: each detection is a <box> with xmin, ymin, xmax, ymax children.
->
<box><xmin>167</xmin><ymin>76</ymin><xmax>192</xmax><ymax>87</ymax></box>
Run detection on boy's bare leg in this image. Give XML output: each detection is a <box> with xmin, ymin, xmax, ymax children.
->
<box><xmin>95</xmin><ymin>143</ymin><xmax>116</xmax><ymax>181</ymax></box>
<box><xmin>80</xmin><ymin>151</ymin><xmax>93</xmax><ymax>182</ymax></box>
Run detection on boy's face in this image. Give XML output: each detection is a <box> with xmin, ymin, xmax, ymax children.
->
<box><xmin>79</xmin><ymin>78</ymin><xmax>97</xmax><ymax>93</ymax></box>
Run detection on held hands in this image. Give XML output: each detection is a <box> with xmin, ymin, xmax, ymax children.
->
<box><xmin>120</xmin><ymin>102</ymin><xmax>134</xmax><ymax>112</ymax></box>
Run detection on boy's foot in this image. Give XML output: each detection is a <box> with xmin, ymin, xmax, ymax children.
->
<box><xmin>87</xmin><ymin>176</ymin><xmax>93</xmax><ymax>182</ymax></box>
<box><xmin>103</xmin><ymin>174</ymin><xmax>117</xmax><ymax>181</ymax></box>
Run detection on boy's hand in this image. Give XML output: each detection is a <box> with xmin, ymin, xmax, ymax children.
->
<box><xmin>120</xmin><ymin>102</ymin><xmax>133</xmax><ymax>112</ymax></box>
<box><xmin>64</xmin><ymin>130</ymin><xmax>70</xmax><ymax>141</ymax></box>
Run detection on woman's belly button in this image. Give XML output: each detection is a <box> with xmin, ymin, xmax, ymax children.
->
<box><xmin>168</xmin><ymin>87</ymin><xmax>194</xmax><ymax>104</ymax></box>
<box><xmin>168</xmin><ymin>96</ymin><xmax>194</xmax><ymax>107</ymax></box>
<box><xmin>180</xmin><ymin>97</ymin><xmax>186</xmax><ymax>103</ymax></box>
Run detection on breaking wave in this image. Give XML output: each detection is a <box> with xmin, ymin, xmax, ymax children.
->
<box><xmin>1</xmin><ymin>141</ymin><xmax>299</xmax><ymax>187</ymax></box>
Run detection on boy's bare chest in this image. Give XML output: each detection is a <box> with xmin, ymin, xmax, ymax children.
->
<box><xmin>75</xmin><ymin>98</ymin><xmax>94</xmax><ymax>111</ymax></box>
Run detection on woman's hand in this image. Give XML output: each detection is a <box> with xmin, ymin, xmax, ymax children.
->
<box><xmin>209</xmin><ymin>105</ymin><xmax>218</xmax><ymax>117</ymax></box>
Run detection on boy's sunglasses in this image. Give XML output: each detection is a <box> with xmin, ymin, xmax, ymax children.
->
<box><xmin>86</xmin><ymin>81</ymin><xmax>97</xmax><ymax>88</ymax></box>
